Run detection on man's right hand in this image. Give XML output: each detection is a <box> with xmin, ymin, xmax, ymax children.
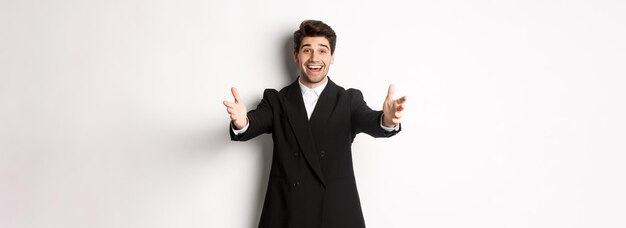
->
<box><xmin>223</xmin><ymin>87</ymin><xmax>248</xmax><ymax>129</ymax></box>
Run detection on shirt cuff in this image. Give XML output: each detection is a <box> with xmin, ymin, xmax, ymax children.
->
<box><xmin>380</xmin><ymin>115</ymin><xmax>400</xmax><ymax>132</ymax></box>
<box><xmin>231</xmin><ymin>121</ymin><xmax>250</xmax><ymax>135</ymax></box>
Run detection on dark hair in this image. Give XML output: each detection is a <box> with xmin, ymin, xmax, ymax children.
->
<box><xmin>293</xmin><ymin>20</ymin><xmax>337</xmax><ymax>55</ymax></box>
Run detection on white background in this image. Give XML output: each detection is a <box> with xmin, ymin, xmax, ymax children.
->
<box><xmin>1</xmin><ymin>0</ymin><xmax>625</xmax><ymax>227</ymax></box>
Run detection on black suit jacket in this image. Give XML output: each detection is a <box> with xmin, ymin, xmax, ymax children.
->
<box><xmin>230</xmin><ymin>78</ymin><xmax>400</xmax><ymax>228</ymax></box>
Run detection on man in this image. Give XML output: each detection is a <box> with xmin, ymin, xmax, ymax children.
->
<box><xmin>223</xmin><ymin>20</ymin><xmax>407</xmax><ymax>228</ymax></box>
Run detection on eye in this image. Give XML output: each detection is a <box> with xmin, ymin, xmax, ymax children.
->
<box><xmin>303</xmin><ymin>49</ymin><xmax>311</xmax><ymax>53</ymax></box>
<box><xmin>320</xmin><ymin>49</ymin><xmax>327</xmax><ymax>54</ymax></box>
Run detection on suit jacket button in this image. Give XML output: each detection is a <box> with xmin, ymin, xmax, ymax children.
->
<box><xmin>320</xmin><ymin>150</ymin><xmax>326</xmax><ymax>157</ymax></box>
<box><xmin>293</xmin><ymin>152</ymin><xmax>299</xmax><ymax>157</ymax></box>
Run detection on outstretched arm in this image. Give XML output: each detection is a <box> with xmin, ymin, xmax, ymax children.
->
<box><xmin>351</xmin><ymin>84</ymin><xmax>406</xmax><ymax>138</ymax></box>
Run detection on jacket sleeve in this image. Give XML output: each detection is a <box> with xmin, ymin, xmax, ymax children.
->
<box><xmin>230</xmin><ymin>89</ymin><xmax>276</xmax><ymax>141</ymax></box>
<box><xmin>349</xmin><ymin>89</ymin><xmax>401</xmax><ymax>138</ymax></box>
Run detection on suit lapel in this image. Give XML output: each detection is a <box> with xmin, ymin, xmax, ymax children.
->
<box><xmin>309</xmin><ymin>79</ymin><xmax>339</xmax><ymax>138</ymax></box>
<box><xmin>283</xmin><ymin>80</ymin><xmax>326</xmax><ymax>187</ymax></box>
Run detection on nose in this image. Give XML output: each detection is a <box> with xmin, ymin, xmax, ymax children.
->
<box><xmin>309</xmin><ymin>51</ymin><xmax>319</xmax><ymax>61</ymax></box>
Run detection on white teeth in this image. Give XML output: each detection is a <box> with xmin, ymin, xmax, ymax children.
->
<box><xmin>308</xmin><ymin>66</ymin><xmax>322</xmax><ymax>69</ymax></box>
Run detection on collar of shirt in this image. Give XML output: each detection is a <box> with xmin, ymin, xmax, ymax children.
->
<box><xmin>298</xmin><ymin>77</ymin><xmax>328</xmax><ymax>97</ymax></box>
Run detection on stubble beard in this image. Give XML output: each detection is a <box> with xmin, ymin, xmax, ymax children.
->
<box><xmin>301</xmin><ymin>73</ymin><xmax>326</xmax><ymax>84</ymax></box>
<box><xmin>300</xmin><ymin>65</ymin><xmax>329</xmax><ymax>86</ymax></box>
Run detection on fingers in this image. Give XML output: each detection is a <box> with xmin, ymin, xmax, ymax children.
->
<box><xmin>391</xmin><ymin>95</ymin><xmax>406</xmax><ymax>117</ymax></box>
<box><xmin>225</xmin><ymin>87</ymin><xmax>245</xmax><ymax>123</ymax></box>
<box><xmin>392</xmin><ymin>111</ymin><xmax>402</xmax><ymax>119</ymax></box>
<box><xmin>225</xmin><ymin>105</ymin><xmax>241</xmax><ymax>122</ymax></box>
<box><xmin>393</xmin><ymin>96</ymin><xmax>407</xmax><ymax>111</ymax></box>
<box><xmin>383</xmin><ymin>86</ymin><xmax>406</xmax><ymax>125</ymax></box>
<box><xmin>396</xmin><ymin>95</ymin><xmax>407</xmax><ymax>104</ymax></box>
<box><xmin>396</xmin><ymin>103</ymin><xmax>405</xmax><ymax>112</ymax></box>
<box><xmin>231</xmin><ymin>87</ymin><xmax>241</xmax><ymax>103</ymax></box>
<box><xmin>386</xmin><ymin>84</ymin><xmax>395</xmax><ymax>101</ymax></box>
<box><xmin>223</xmin><ymin>100</ymin><xmax>234</xmax><ymax>108</ymax></box>
<box><xmin>223</xmin><ymin>101</ymin><xmax>238</xmax><ymax>117</ymax></box>
<box><xmin>230</xmin><ymin>114</ymin><xmax>240</xmax><ymax>121</ymax></box>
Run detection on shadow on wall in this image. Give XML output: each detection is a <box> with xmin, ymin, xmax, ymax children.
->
<box><xmin>282</xmin><ymin>33</ymin><xmax>299</xmax><ymax>84</ymax></box>
<box><xmin>178</xmin><ymin>30</ymin><xmax>297</xmax><ymax>227</ymax></box>
<box><xmin>249</xmin><ymin>32</ymin><xmax>299</xmax><ymax>227</ymax></box>
<box><xmin>198</xmin><ymin>32</ymin><xmax>297</xmax><ymax>227</ymax></box>
<box><xmin>177</xmin><ymin>121</ymin><xmax>273</xmax><ymax>227</ymax></box>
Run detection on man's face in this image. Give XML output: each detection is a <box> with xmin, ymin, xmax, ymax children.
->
<box><xmin>294</xmin><ymin>36</ymin><xmax>334</xmax><ymax>87</ymax></box>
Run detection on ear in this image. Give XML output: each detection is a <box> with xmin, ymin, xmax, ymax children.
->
<box><xmin>330</xmin><ymin>53</ymin><xmax>335</xmax><ymax>64</ymax></box>
<box><xmin>293</xmin><ymin>51</ymin><xmax>299</xmax><ymax>64</ymax></box>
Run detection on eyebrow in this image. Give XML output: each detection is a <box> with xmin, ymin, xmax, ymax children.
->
<box><xmin>300</xmin><ymin>44</ymin><xmax>330</xmax><ymax>50</ymax></box>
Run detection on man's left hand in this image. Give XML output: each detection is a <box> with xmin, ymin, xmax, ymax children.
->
<box><xmin>382</xmin><ymin>84</ymin><xmax>407</xmax><ymax>128</ymax></box>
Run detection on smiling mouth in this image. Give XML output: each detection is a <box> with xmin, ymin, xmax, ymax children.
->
<box><xmin>306</xmin><ymin>65</ymin><xmax>323</xmax><ymax>73</ymax></box>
